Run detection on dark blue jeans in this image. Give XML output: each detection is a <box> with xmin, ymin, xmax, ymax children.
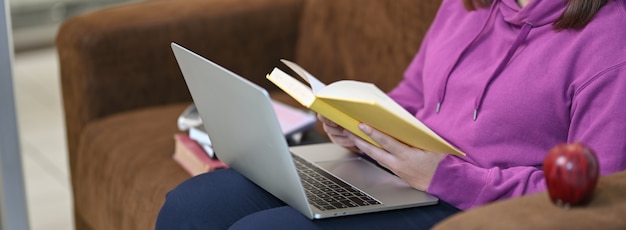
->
<box><xmin>156</xmin><ymin>169</ymin><xmax>460</xmax><ymax>229</ymax></box>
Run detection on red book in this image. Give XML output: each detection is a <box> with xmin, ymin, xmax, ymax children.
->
<box><xmin>173</xmin><ymin>133</ymin><xmax>228</xmax><ymax>176</ymax></box>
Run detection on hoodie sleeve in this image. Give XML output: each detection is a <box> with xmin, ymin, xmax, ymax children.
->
<box><xmin>427</xmin><ymin>156</ymin><xmax>546</xmax><ymax>210</ymax></box>
<box><xmin>427</xmin><ymin>62</ymin><xmax>626</xmax><ymax>210</ymax></box>
<box><xmin>568</xmin><ymin>62</ymin><xmax>626</xmax><ymax>176</ymax></box>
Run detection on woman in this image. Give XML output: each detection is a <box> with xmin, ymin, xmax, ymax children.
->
<box><xmin>157</xmin><ymin>0</ymin><xmax>626</xmax><ymax>228</ymax></box>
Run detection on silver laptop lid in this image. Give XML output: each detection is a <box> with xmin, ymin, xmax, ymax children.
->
<box><xmin>171</xmin><ymin>43</ymin><xmax>315</xmax><ymax>218</ymax></box>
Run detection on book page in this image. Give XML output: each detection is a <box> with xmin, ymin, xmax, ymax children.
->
<box><xmin>267</xmin><ymin>68</ymin><xmax>316</xmax><ymax>106</ymax></box>
<box><xmin>280</xmin><ymin>59</ymin><xmax>326</xmax><ymax>94</ymax></box>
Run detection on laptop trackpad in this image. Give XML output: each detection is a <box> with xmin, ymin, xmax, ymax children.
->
<box><xmin>316</xmin><ymin>158</ymin><xmax>428</xmax><ymax>205</ymax></box>
<box><xmin>291</xmin><ymin>143</ymin><xmax>438</xmax><ymax>206</ymax></box>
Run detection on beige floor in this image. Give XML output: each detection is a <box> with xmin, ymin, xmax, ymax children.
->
<box><xmin>13</xmin><ymin>46</ymin><xmax>74</xmax><ymax>230</ymax></box>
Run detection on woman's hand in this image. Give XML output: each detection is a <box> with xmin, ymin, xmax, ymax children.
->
<box><xmin>317</xmin><ymin>114</ymin><xmax>356</xmax><ymax>148</ymax></box>
<box><xmin>345</xmin><ymin>123</ymin><xmax>446</xmax><ymax>191</ymax></box>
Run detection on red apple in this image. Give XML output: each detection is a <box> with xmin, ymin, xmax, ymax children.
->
<box><xmin>543</xmin><ymin>143</ymin><xmax>599</xmax><ymax>208</ymax></box>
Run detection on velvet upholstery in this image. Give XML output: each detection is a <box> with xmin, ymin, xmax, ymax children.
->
<box><xmin>434</xmin><ymin>170</ymin><xmax>626</xmax><ymax>229</ymax></box>
<box><xmin>74</xmin><ymin>104</ymin><xmax>190</xmax><ymax>229</ymax></box>
<box><xmin>56</xmin><ymin>0</ymin><xmax>625</xmax><ymax>229</ymax></box>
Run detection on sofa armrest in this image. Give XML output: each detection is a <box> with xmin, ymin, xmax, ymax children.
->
<box><xmin>433</xmin><ymin>170</ymin><xmax>626</xmax><ymax>229</ymax></box>
<box><xmin>57</xmin><ymin>0</ymin><xmax>304</xmax><ymax>158</ymax></box>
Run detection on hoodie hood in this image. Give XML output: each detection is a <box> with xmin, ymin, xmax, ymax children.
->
<box><xmin>500</xmin><ymin>0</ymin><xmax>567</xmax><ymax>27</ymax></box>
<box><xmin>436</xmin><ymin>0</ymin><xmax>567</xmax><ymax>120</ymax></box>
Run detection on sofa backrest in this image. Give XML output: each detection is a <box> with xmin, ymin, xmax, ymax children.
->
<box><xmin>295</xmin><ymin>0</ymin><xmax>442</xmax><ymax>92</ymax></box>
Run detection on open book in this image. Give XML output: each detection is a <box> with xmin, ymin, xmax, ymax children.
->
<box><xmin>267</xmin><ymin>60</ymin><xmax>465</xmax><ymax>156</ymax></box>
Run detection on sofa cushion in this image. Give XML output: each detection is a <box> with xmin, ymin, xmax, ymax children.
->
<box><xmin>74</xmin><ymin>103</ymin><xmax>191</xmax><ymax>229</ymax></box>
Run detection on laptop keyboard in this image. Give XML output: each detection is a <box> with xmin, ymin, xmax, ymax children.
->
<box><xmin>292</xmin><ymin>154</ymin><xmax>381</xmax><ymax>211</ymax></box>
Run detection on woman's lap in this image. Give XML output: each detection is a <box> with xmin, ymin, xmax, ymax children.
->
<box><xmin>156</xmin><ymin>169</ymin><xmax>285</xmax><ymax>229</ymax></box>
<box><xmin>156</xmin><ymin>169</ymin><xmax>460</xmax><ymax>229</ymax></box>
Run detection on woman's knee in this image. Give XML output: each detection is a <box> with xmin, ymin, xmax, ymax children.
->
<box><xmin>156</xmin><ymin>170</ymin><xmax>238</xmax><ymax>229</ymax></box>
<box><xmin>230</xmin><ymin>206</ymin><xmax>321</xmax><ymax>230</ymax></box>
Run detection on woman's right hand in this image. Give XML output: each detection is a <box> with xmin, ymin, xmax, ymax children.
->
<box><xmin>317</xmin><ymin>114</ymin><xmax>356</xmax><ymax>148</ymax></box>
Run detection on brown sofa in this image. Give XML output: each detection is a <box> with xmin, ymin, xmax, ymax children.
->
<box><xmin>56</xmin><ymin>0</ymin><xmax>438</xmax><ymax>229</ymax></box>
<box><xmin>56</xmin><ymin>0</ymin><xmax>626</xmax><ymax>229</ymax></box>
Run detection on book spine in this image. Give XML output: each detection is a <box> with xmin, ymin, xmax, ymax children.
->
<box><xmin>173</xmin><ymin>133</ymin><xmax>228</xmax><ymax>176</ymax></box>
<box><xmin>179</xmin><ymin>133</ymin><xmax>229</xmax><ymax>170</ymax></box>
<box><xmin>172</xmin><ymin>152</ymin><xmax>209</xmax><ymax>176</ymax></box>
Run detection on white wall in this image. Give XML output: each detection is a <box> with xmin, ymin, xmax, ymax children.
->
<box><xmin>9</xmin><ymin>0</ymin><xmax>137</xmax><ymax>50</ymax></box>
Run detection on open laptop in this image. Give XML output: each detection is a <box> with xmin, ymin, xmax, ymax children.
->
<box><xmin>171</xmin><ymin>43</ymin><xmax>438</xmax><ymax>219</ymax></box>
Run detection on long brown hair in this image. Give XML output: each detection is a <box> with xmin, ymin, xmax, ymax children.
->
<box><xmin>463</xmin><ymin>0</ymin><xmax>609</xmax><ymax>30</ymax></box>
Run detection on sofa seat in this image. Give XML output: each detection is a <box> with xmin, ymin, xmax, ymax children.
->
<box><xmin>74</xmin><ymin>103</ymin><xmax>190</xmax><ymax>229</ymax></box>
<box><xmin>73</xmin><ymin>92</ymin><xmax>321</xmax><ymax>229</ymax></box>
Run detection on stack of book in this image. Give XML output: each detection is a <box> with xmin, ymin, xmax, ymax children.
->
<box><xmin>172</xmin><ymin>132</ymin><xmax>228</xmax><ymax>176</ymax></box>
<box><xmin>173</xmin><ymin>100</ymin><xmax>317</xmax><ymax>176</ymax></box>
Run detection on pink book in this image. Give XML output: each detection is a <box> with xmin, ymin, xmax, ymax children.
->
<box><xmin>173</xmin><ymin>133</ymin><xmax>228</xmax><ymax>176</ymax></box>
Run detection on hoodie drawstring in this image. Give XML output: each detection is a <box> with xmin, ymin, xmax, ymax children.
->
<box><xmin>434</xmin><ymin>1</ymin><xmax>535</xmax><ymax>121</ymax></box>
<box><xmin>436</xmin><ymin>2</ymin><xmax>499</xmax><ymax>114</ymax></box>
<box><xmin>473</xmin><ymin>21</ymin><xmax>534</xmax><ymax>120</ymax></box>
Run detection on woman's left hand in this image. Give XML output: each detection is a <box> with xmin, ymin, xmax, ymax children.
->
<box><xmin>345</xmin><ymin>123</ymin><xmax>446</xmax><ymax>191</ymax></box>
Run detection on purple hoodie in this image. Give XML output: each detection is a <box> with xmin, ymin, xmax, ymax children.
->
<box><xmin>388</xmin><ymin>0</ymin><xmax>626</xmax><ymax>210</ymax></box>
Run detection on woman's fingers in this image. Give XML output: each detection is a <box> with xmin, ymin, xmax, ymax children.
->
<box><xmin>358</xmin><ymin>124</ymin><xmax>410</xmax><ymax>155</ymax></box>
<box><xmin>317</xmin><ymin>114</ymin><xmax>355</xmax><ymax>147</ymax></box>
<box><xmin>317</xmin><ymin>114</ymin><xmax>338</xmax><ymax>127</ymax></box>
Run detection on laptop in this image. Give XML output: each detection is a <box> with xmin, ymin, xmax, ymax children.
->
<box><xmin>171</xmin><ymin>43</ymin><xmax>438</xmax><ymax>219</ymax></box>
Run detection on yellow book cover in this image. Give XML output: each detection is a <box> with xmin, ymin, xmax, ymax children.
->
<box><xmin>266</xmin><ymin>60</ymin><xmax>465</xmax><ymax>156</ymax></box>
